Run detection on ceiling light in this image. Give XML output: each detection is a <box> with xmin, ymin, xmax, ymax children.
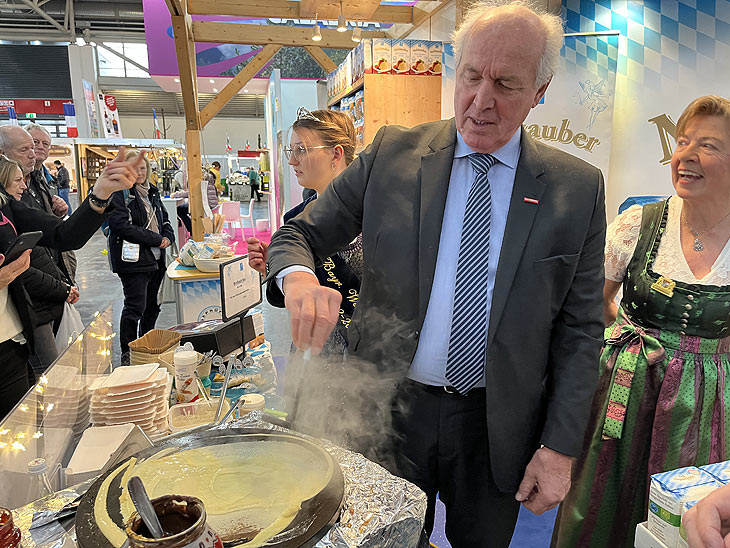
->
<box><xmin>213</xmin><ymin>88</ymin><xmax>218</xmax><ymax>92</ymax></box>
<box><xmin>337</xmin><ymin>2</ymin><xmax>347</xmax><ymax>32</ymax></box>
<box><xmin>243</xmin><ymin>88</ymin><xmax>249</xmax><ymax>93</ymax></box>
<box><xmin>352</xmin><ymin>27</ymin><xmax>362</xmax><ymax>42</ymax></box>
<box><xmin>209</xmin><ymin>79</ymin><xmax>215</xmax><ymax>84</ymax></box>
<box><xmin>312</xmin><ymin>14</ymin><xmax>322</xmax><ymax>41</ymax></box>
<box><xmin>174</xmin><ymin>77</ymin><xmax>180</xmax><ymax>83</ymax></box>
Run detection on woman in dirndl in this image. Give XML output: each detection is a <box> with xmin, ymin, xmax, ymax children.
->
<box><xmin>552</xmin><ymin>95</ymin><xmax>730</xmax><ymax>548</ymax></box>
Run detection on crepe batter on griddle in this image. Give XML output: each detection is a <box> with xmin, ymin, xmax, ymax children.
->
<box><xmin>94</xmin><ymin>435</ymin><xmax>333</xmax><ymax>547</ymax></box>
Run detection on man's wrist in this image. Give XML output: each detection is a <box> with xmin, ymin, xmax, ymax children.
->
<box><xmin>282</xmin><ymin>270</ymin><xmax>318</xmax><ymax>295</ymax></box>
<box><xmin>88</xmin><ymin>191</ymin><xmax>112</xmax><ymax>209</ymax></box>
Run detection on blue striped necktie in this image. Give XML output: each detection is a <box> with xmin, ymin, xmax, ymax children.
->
<box><xmin>445</xmin><ymin>153</ymin><xmax>497</xmax><ymax>394</ymax></box>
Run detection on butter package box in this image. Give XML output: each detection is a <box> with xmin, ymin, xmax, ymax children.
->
<box><xmin>427</xmin><ymin>40</ymin><xmax>443</xmax><ymax>75</ymax></box>
<box><xmin>648</xmin><ymin>466</ymin><xmax>721</xmax><ymax>547</ymax></box>
<box><xmin>677</xmin><ymin>499</ymin><xmax>700</xmax><ymax>548</ymax></box>
<box><xmin>363</xmin><ymin>39</ymin><xmax>373</xmax><ymax>74</ymax></box>
<box><xmin>391</xmin><ymin>39</ymin><xmax>411</xmax><ymax>74</ymax></box>
<box><xmin>411</xmin><ymin>40</ymin><xmax>429</xmax><ymax>75</ymax></box>
<box><xmin>700</xmin><ymin>461</ymin><xmax>730</xmax><ymax>484</ymax></box>
<box><xmin>372</xmin><ymin>38</ymin><xmax>391</xmax><ymax>74</ymax></box>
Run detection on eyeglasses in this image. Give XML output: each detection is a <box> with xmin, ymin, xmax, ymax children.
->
<box><xmin>283</xmin><ymin>144</ymin><xmax>331</xmax><ymax>162</ymax></box>
<box><xmin>296</xmin><ymin>106</ymin><xmax>322</xmax><ymax>122</ymax></box>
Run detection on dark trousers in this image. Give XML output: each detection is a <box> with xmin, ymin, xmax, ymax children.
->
<box><xmin>0</xmin><ymin>339</ymin><xmax>31</xmax><ymax>420</ymax></box>
<box><xmin>177</xmin><ymin>204</ymin><xmax>192</xmax><ymax>234</ymax></box>
<box><xmin>251</xmin><ymin>183</ymin><xmax>261</xmax><ymax>201</ymax></box>
<box><xmin>390</xmin><ymin>380</ymin><xmax>521</xmax><ymax>548</ymax></box>
<box><xmin>118</xmin><ymin>268</ymin><xmax>165</xmax><ymax>354</ymax></box>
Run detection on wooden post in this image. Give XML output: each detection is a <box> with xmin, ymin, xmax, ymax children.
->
<box><xmin>171</xmin><ymin>13</ymin><xmax>206</xmax><ymax>241</ymax></box>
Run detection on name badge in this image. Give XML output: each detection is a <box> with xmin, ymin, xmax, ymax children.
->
<box><xmin>651</xmin><ymin>276</ymin><xmax>675</xmax><ymax>298</ymax></box>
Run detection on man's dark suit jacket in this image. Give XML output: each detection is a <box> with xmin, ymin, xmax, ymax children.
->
<box><xmin>267</xmin><ymin>118</ymin><xmax>606</xmax><ymax>493</ymax></box>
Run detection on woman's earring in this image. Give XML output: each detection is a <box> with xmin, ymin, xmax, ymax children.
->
<box><xmin>331</xmin><ymin>162</ymin><xmax>336</xmax><ymax>169</ymax></box>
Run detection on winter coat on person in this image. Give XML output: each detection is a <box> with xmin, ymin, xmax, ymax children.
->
<box><xmin>107</xmin><ymin>183</ymin><xmax>175</xmax><ymax>274</ymax></box>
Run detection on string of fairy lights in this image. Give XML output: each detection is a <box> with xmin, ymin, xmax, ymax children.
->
<box><xmin>0</xmin><ymin>309</ymin><xmax>115</xmax><ymax>456</ymax></box>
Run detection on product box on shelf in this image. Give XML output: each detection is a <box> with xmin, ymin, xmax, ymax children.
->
<box><xmin>411</xmin><ymin>40</ymin><xmax>429</xmax><ymax>75</ymax></box>
<box><xmin>676</xmin><ymin>499</ymin><xmax>699</xmax><ymax>548</ymax></box>
<box><xmin>372</xmin><ymin>38</ymin><xmax>392</xmax><ymax>74</ymax></box>
<box><xmin>354</xmin><ymin>90</ymin><xmax>364</xmax><ymax>124</ymax></box>
<box><xmin>327</xmin><ymin>72</ymin><xmax>334</xmax><ymax>99</ymax></box>
<box><xmin>345</xmin><ymin>50</ymin><xmax>353</xmax><ymax>87</ymax></box>
<box><xmin>391</xmin><ymin>39</ymin><xmax>411</xmax><ymax>74</ymax></box>
<box><xmin>353</xmin><ymin>41</ymin><xmax>364</xmax><ymax>81</ymax></box>
<box><xmin>700</xmin><ymin>461</ymin><xmax>730</xmax><ymax>484</ymax></box>
<box><xmin>648</xmin><ymin>466</ymin><xmax>721</xmax><ymax>547</ymax></box>
<box><xmin>428</xmin><ymin>40</ymin><xmax>443</xmax><ymax>75</ymax></box>
<box><xmin>363</xmin><ymin>39</ymin><xmax>373</xmax><ymax>74</ymax></box>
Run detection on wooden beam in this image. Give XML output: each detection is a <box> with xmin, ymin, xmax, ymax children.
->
<box><xmin>304</xmin><ymin>45</ymin><xmax>337</xmax><ymax>73</ymax></box>
<box><xmin>200</xmin><ymin>44</ymin><xmax>281</xmax><ymax>128</ymax></box>
<box><xmin>186</xmin><ymin>0</ymin><xmax>416</xmax><ymax>24</ymax></box>
<box><xmin>396</xmin><ymin>1</ymin><xmax>448</xmax><ymax>39</ymax></box>
<box><xmin>171</xmin><ymin>12</ymin><xmax>205</xmax><ymax>241</ymax></box>
<box><xmin>171</xmin><ymin>15</ymin><xmax>200</xmax><ymax>130</ymax></box>
<box><xmin>186</xmin><ymin>129</ymin><xmax>205</xmax><ymax>240</ymax></box>
<box><xmin>164</xmin><ymin>0</ymin><xmax>185</xmax><ymax>16</ymax></box>
<box><xmin>192</xmin><ymin>21</ymin><xmax>386</xmax><ymax>48</ymax></box>
<box><xmin>299</xmin><ymin>0</ymin><xmax>382</xmax><ymax>20</ymax></box>
<box><xmin>188</xmin><ymin>0</ymin><xmax>299</xmax><ymax>19</ymax></box>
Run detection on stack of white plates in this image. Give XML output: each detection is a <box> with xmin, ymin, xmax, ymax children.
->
<box><xmin>42</xmin><ymin>365</ymin><xmax>91</xmax><ymax>435</ymax></box>
<box><xmin>90</xmin><ymin>364</ymin><xmax>171</xmax><ymax>437</ymax></box>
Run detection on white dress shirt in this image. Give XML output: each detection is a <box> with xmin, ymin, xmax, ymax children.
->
<box><xmin>276</xmin><ymin>128</ymin><xmax>522</xmax><ymax>386</ymax></box>
<box><xmin>407</xmin><ymin>128</ymin><xmax>521</xmax><ymax>386</ymax></box>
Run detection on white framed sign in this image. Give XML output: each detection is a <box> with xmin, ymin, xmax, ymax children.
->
<box><xmin>220</xmin><ymin>255</ymin><xmax>262</xmax><ymax>321</ymax></box>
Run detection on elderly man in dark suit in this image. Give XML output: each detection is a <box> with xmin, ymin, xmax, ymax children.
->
<box><xmin>266</xmin><ymin>2</ymin><xmax>606</xmax><ymax>546</ymax></box>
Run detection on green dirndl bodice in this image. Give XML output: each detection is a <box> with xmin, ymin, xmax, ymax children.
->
<box><xmin>552</xmin><ymin>199</ymin><xmax>730</xmax><ymax>548</ymax></box>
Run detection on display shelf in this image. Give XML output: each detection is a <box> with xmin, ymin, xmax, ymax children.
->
<box><xmin>327</xmin><ymin>76</ymin><xmax>365</xmax><ymax>108</ymax></box>
<box><xmin>635</xmin><ymin>523</ymin><xmax>670</xmax><ymax>548</ymax></box>
<box><xmin>330</xmin><ymin>73</ymin><xmax>441</xmax><ymax>148</ymax></box>
<box><xmin>0</xmin><ymin>307</ymin><xmax>115</xmax><ymax>510</ymax></box>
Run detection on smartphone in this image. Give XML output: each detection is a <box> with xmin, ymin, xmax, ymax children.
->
<box><xmin>3</xmin><ymin>231</ymin><xmax>44</xmax><ymax>263</ymax></box>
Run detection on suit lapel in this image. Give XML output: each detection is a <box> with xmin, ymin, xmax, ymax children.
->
<box><xmin>488</xmin><ymin>129</ymin><xmax>546</xmax><ymax>345</ymax></box>
<box><xmin>418</xmin><ymin>119</ymin><xmax>457</xmax><ymax>327</ymax></box>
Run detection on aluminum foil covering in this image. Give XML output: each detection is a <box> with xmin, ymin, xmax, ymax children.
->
<box><xmin>12</xmin><ymin>413</ymin><xmax>426</xmax><ymax>548</ymax></box>
<box><xmin>10</xmin><ymin>479</ymin><xmax>92</xmax><ymax>548</ymax></box>
<box><xmin>224</xmin><ymin>412</ymin><xmax>427</xmax><ymax>548</ymax></box>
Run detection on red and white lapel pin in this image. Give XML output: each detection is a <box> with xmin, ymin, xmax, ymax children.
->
<box><xmin>523</xmin><ymin>197</ymin><xmax>539</xmax><ymax>205</ymax></box>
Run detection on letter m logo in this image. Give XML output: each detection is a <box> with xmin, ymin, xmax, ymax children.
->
<box><xmin>648</xmin><ymin>114</ymin><xmax>676</xmax><ymax>165</ymax></box>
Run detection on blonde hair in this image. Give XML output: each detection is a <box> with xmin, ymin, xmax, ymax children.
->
<box><xmin>0</xmin><ymin>155</ymin><xmax>23</xmax><ymax>207</ymax></box>
<box><xmin>292</xmin><ymin>110</ymin><xmax>357</xmax><ymax>165</ymax></box>
<box><xmin>677</xmin><ymin>95</ymin><xmax>730</xmax><ymax>138</ymax></box>
<box><xmin>124</xmin><ymin>149</ymin><xmax>151</xmax><ymax>184</ymax></box>
<box><xmin>452</xmin><ymin>0</ymin><xmax>564</xmax><ymax>88</ymax></box>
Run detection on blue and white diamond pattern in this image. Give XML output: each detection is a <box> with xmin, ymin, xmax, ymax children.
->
<box><xmin>180</xmin><ymin>280</ymin><xmax>222</xmax><ymax>322</ymax></box>
<box><xmin>562</xmin><ymin>0</ymin><xmax>730</xmax><ymax>96</ymax></box>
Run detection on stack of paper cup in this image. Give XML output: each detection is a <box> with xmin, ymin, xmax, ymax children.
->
<box><xmin>174</xmin><ymin>350</ymin><xmax>199</xmax><ymax>403</ymax></box>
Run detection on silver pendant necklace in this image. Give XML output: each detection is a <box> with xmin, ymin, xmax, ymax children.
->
<box><xmin>682</xmin><ymin>206</ymin><xmax>730</xmax><ymax>252</ymax></box>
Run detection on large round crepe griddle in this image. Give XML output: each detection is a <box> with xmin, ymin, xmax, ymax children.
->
<box><xmin>76</xmin><ymin>428</ymin><xmax>344</xmax><ymax>548</ymax></box>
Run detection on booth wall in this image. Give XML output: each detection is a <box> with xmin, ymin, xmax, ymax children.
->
<box><xmin>562</xmin><ymin>0</ymin><xmax>730</xmax><ymax>218</ymax></box>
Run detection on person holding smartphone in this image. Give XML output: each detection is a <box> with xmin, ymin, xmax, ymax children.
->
<box><xmin>0</xmin><ymin>157</ymin><xmax>79</xmax><ymax>373</ymax></box>
<box><xmin>0</xmin><ymin>148</ymin><xmax>143</xmax><ymax>420</ymax></box>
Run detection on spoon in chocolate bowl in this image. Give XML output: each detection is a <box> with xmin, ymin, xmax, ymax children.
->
<box><xmin>127</xmin><ymin>476</ymin><xmax>165</xmax><ymax>539</ymax></box>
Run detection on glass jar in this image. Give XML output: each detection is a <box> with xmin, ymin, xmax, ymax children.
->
<box><xmin>0</xmin><ymin>508</ymin><xmax>21</xmax><ymax>548</ymax></box>
<box><xmin>25</xmin><ymin>458</ymin><xmax>54</xmax><ymax>503</ymax></box>
<box><xmin>124</xmin><ymin>495</ymin><xmax>222</xmax><ymax>548</ymax></box>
